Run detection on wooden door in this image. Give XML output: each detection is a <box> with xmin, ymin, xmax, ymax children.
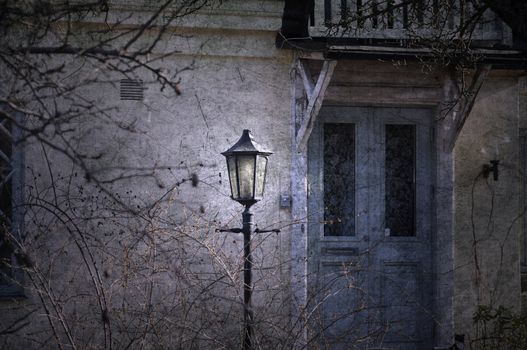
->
<box><xmin>307</xmin><ymin>106</ymin><xmax>434</xmax><ymax>349</ymax></box>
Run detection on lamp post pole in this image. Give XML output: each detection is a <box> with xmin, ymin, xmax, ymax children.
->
<box><xmin>242</xmin><ymin>205</ymin><xmax>254</xmax><ymax>350</ymax></box>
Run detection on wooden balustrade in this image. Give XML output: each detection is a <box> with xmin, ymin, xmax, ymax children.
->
<box><xmin>309</xmin><ymin>0</ymin><xmax>512</xmax><ymax>45</ymax></box>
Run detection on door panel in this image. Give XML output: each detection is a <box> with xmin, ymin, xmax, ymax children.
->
<box><xmin>307</xmin><ymin>106</ymin><xmax>434</xmax><ymax>349</ymax></box>
<box><xmin>318</xmin><ymin>259</ymin><xmax>369</xmax><ymax>349</ymax></box>
<box><xmin>380</xmin><ymin>262</ymin><xmax>421</xmax><ymax>344</ymax></box>
<box><xmin>308</xmin><ymin>107</ymin><xmax>372</xmax><ymax>349</ymax></box>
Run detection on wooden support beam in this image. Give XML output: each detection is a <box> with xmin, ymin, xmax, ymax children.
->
<box><xmin>458</xmin><ymin>64</ymin><xmax>492</xmax><ymax>124</ymax></box>
<box><xmin>295</xmin><ymin>60</ymin><xmax>337</xmax><ymax>152</ymax></box>
<box><xmin>446</xmin><ymin>64</ymin><xmax>492</xmax><ymax>150</ymax></box>
<box><xmin>296</xmin><ymin>59</ymin><xmax>315</xmax><ymax>98</ymax></box>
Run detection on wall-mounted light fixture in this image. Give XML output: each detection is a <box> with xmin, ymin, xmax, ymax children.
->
<box><xmin>483</xmin><ymin>160</ymin><xmax>500</xmax><ymax>181</ymax></box>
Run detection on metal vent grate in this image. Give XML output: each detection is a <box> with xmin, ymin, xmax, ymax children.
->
<box><xmin>120</xmin><ymin>79</ymin><xmax>144</xmax><ymax>101</ymax></box>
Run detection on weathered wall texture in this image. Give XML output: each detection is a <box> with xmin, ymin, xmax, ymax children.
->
<box><xmin>1</xmin><ymin>1</ymin><xmax>298</xmax><ymax>349</ymax></box>
<box><xmin>454</xmin><ymin>74</ymin><xmax>522</xmax><ymax>342</ymax></box>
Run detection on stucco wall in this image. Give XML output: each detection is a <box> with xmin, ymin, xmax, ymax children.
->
<box><xmin>454</xmin><ymin>74</ymin><xmax>522</xmax><ymax>344</ymax></box>
<box><xmin>0</xmin><ymin>1</ymin><xmax>298</xmax><ymax>348</ymax></box>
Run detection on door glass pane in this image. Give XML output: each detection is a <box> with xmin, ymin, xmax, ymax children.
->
<box><xmin>385</xmin><ymin>124</ymin><xmax>416</xmax><ymax>237</ymax></box>
<box><xmin>323</xmin><ymin>123</ymin><xmax>355</xmax><ymax>236</ymax></box>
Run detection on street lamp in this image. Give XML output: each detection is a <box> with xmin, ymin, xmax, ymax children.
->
<box><xmin>221</xmin><ymin>129</ymin><xmax>272</xmax><ymax>350</ymax></box>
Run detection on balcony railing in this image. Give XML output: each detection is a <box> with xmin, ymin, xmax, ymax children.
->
<box><xmin>309</xmin><ymin>0</ymin><xmax>512</xmax><ymax>46</ymax></box>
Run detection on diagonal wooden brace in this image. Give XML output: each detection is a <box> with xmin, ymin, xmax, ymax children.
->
<box><xmin>446</xmin><ymin>64</ymin><xmax>492</xmax><ymax>151</ymax></box>
<box><xmin>295</xmin><ymin>59</ymin><xmax>337</xmax><ymax>153</ymax></box>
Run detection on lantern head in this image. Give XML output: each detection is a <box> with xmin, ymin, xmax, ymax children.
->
<box><xmin>222</xmin><ymin>130</ymin><xmax>272</xmax><ymax>207</ymax></box>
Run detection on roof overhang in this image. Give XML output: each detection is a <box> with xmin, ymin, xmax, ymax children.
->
<box><xmin>276</xmin><ymin>0</ymin><xmax>527</xmax><ymax>70</ymax></box>
<box><xmin>277</xmin><ymin>37</ymin><xmax>527</xmax><ymax>70</ymax></box>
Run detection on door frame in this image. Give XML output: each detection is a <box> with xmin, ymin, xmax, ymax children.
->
<box><xmin>307</xmin><ymin>106</ymin><xmax>434</xmax><ymax>348</ymax></box>
<box><xmin>289</xmin><ymin>102</ymin><xmax>455</xmax><ymax>348</ymax></box>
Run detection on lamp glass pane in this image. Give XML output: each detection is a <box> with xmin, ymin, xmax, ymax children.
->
<box><xmin>227</xmin><ymin>156</ymin><xmax>239</xmax><ymax>199</ymax></box>
<box><xmin>255</xmin><ymin>155</ymin><xmax>268</xmax><ymax>199</ymax></box>
<box><xmin>236</xmin><ymin>155</ymin><xmax>256</xmax><ymax>200</ymax></box>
